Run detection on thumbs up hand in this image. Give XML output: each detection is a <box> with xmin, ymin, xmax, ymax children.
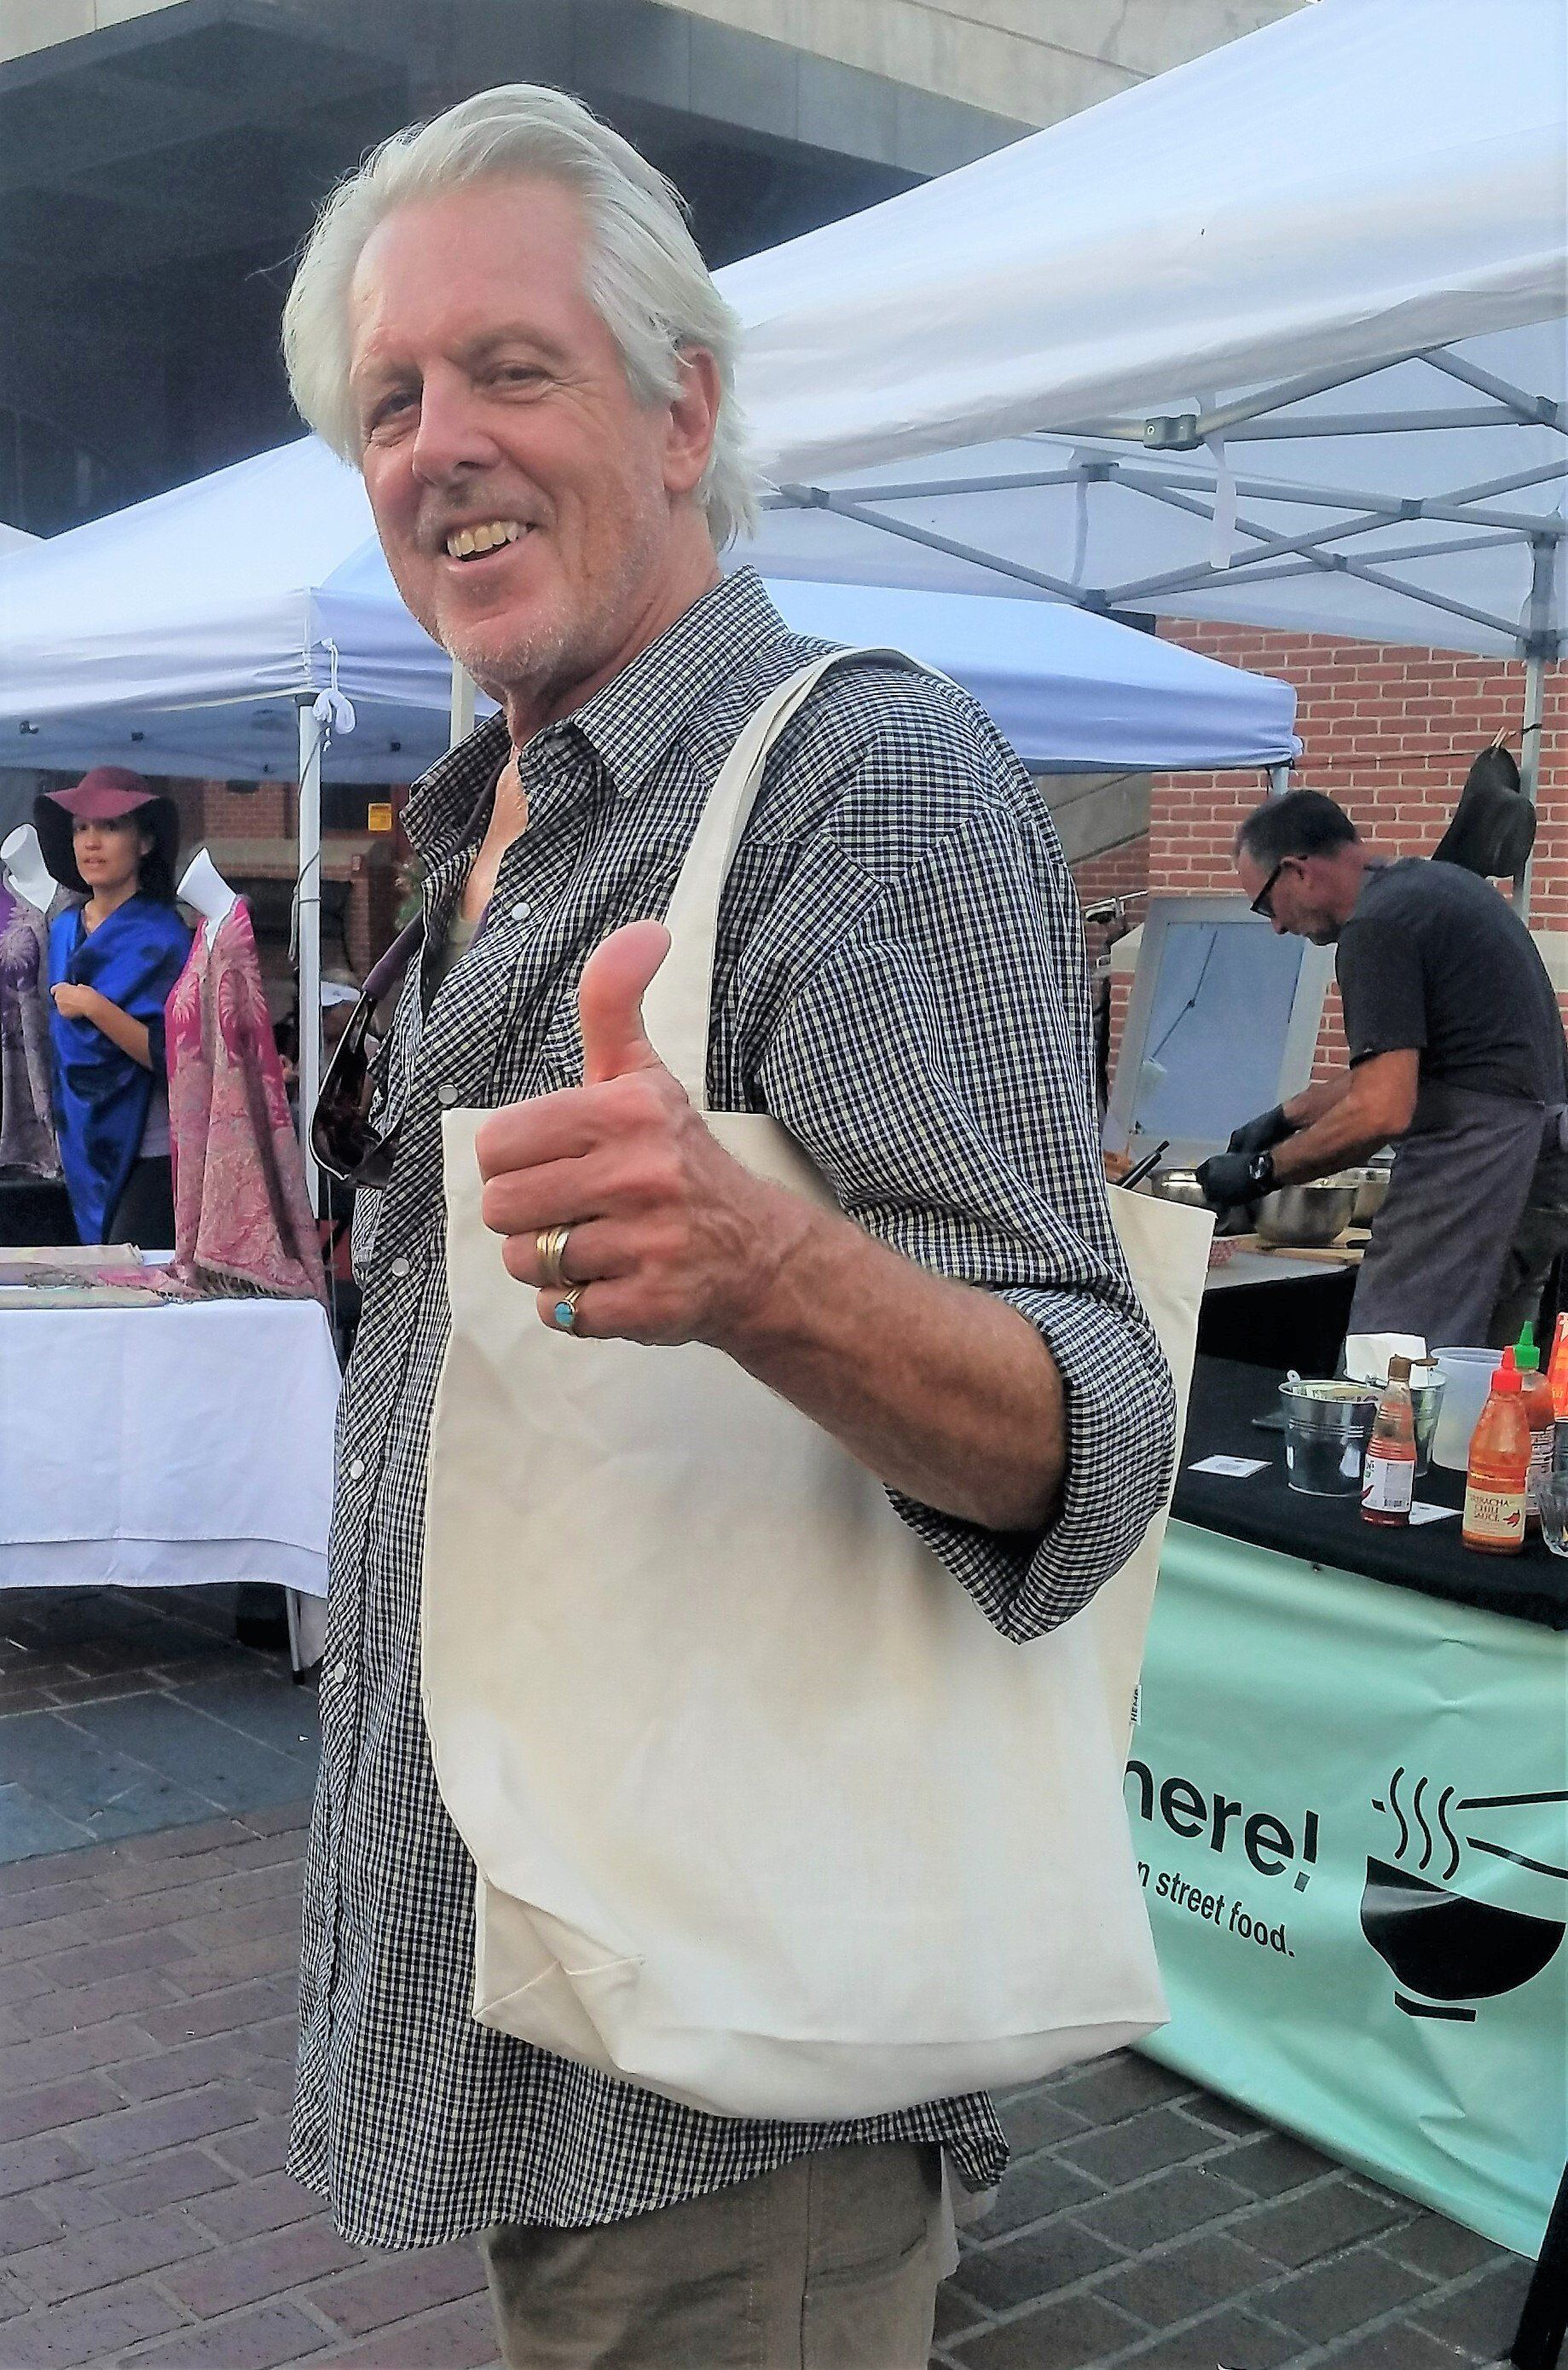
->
<box><xmin>577</xmin><ymin>917</ymin><xmax>669</xmax><ymax>1086</ymax></box>
<box><xmin>474</xmin><ymin>918</ymin><xmax>778</xmax><ymax>1345</ymax></box>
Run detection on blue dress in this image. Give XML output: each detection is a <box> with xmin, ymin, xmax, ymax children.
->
<box><xmin>47</xmin><ymin>896</ymin><xmax>192</xmax><ymax>1243</ymax></box>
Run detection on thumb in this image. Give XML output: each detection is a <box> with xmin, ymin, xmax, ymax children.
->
<box><xmin>578</xmin><ymin>918</ymin><xmax>671</xmax><ymax>1086</ymax></box>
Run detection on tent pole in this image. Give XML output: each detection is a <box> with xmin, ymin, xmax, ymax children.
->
<box><xmin>1513</xmin><ymin>649</ymin><xmax>1547</xmax><ymax>922</ymax></box>
<box><xmin>1268</xmin><ymin>765</ymin><xmax>1291</xmax><ymax>797</ymax></box>
<box><xmin>449</xmin><ymin>659</ymin><xmax>476</xmax><ymax>750</ymax></box>
<box><xmin>297</xmin><ymin>698</ymin><xmax>323</xmax><ymax>1214</ymax></box>
<box><xmin>1514</xmin><ymin>540</ymin><xmax>1554</xmax><ymax>922</ymax></box>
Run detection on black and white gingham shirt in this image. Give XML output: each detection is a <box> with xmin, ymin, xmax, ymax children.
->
<box><xmin>287</xmin><ymin>569</ymin><xmax>1175</xmax><ymax>2249</ymax></box>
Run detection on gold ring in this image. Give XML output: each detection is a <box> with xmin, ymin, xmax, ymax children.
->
<box><xmin>536</xmin><ymin>1226</ymin><xmax>572</xmax><ymax>1289</ymax></box>
<box><xmin>551</xmin><ymin>1285</ymin><xmax>581</xmax><ymax>1335</ymax></box>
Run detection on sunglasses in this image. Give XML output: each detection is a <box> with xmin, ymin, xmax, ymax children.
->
<box><xmin>311</xmin><ymin>776</ymin><xmax>508</xmax><ymax>1186</ymax></box>
<box><xmin>310</xmin><ymin>916</ymin><xmax>424</xmax><ymax>1190</ymax></box>
<box><xmin>1250</xmin><ymin>856</ymin><xmax>1293</xmax><ymax>919</ymax></box>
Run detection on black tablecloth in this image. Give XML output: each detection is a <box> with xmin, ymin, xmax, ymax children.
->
<box><xmin>1172</xmin><ymin>1355</ymin><xmax>1568</xmax><ymax>1632</ymax></box>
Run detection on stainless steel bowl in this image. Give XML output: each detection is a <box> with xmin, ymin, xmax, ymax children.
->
<box><xmin>1334</xmin><ymin>1165</ymin><xmax>1392</xmax><ymax>1227</ymax></box>
<box><xmin>1148</xmin><ymin>1167</ymin><xmax>1210</xmax><ymax>1210</ymax></box>
<box><xmin>1255</xmin><ymin>1178</ymin><xmax>1359</xmax><ymax>1247</ymax></box>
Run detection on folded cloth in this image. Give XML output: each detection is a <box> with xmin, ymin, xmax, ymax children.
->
<box><xmin>165</xmin><ymin>901</ymin><xmax>327</xmax><ymax>1304</ymax></box>
<box><xmin>0</xmin><ymin>885</ymin><xmax>59</xmax><ymax>1177</ymax></box>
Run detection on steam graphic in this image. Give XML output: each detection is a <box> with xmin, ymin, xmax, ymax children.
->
<box><xmin>1363</xmin><ymin>1771</ymin><xmax>1568</xmax><ymax>2020</ymax></box>
<box><xmin>1380</xmin><ymin>1769</ymin><xmax>1464</xmax><ymax>1880</ymax></box>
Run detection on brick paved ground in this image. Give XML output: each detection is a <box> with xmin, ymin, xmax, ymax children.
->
<box><xmin>0</xmin><ymin>1593</ymin><xmax>1536</xmax><ymax>2367</ymax></box>
<box><xmin>0</xmin><ymin>1807</ymin><xmax>1531</xmax><ymax>2370</ymax></box>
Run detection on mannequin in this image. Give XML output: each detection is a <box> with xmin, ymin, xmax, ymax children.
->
<box><xmin>0</xmin><ymin>829</ymin><xmax>61</xmax><ymax>1180</ymax></box>
<box><xmin>177</xmin><ymin>848</ymin><xmax>240</xmax><ymax>929</ymax></box>
<box><xmin>2</xmin><ymin>827</ymin><xmax>60</xmax><ymax>916</ymax></box>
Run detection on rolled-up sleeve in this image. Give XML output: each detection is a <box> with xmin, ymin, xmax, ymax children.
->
<box><xmin>753</xmin><ymin>778</ymin><xmax>1176</xmax><ymax>1642</ymax></box>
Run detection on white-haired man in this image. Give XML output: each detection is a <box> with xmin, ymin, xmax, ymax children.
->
<box><xmin>282</xmin><ymin>84</ymin><xmax>1173</xmax><ymax>2368</ymax></box>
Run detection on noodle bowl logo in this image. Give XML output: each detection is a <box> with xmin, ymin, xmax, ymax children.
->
<box><xmin>1362</xmin><ymin>1769</ymin><xmax>1567</xmax><ymax>2023</ymax></box>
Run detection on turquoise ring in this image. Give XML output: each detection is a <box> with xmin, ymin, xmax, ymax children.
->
<box><xmin>552</xmin><ymin>1286</ymin><xmax>581</xmax><ymax>1334</ymax></box>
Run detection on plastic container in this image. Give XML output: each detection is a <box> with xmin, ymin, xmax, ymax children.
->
<box><xmin>1280</xmin><ymin>1380</ymin><xmax>1379</xmax><ymax>1497</ymax></box>
<box><xmin>1461</xmin><ymin>1352</ymin><xmax>1530</xmax><ymax>1555</ymax></box>
<box><xmin>1430</xmin><ymin>1347</ymin><xmax>1505</xmax><ymax>1470</ymax></box>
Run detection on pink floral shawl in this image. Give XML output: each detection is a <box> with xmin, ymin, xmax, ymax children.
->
<box><xmin>165</xmin><ymin>902</ymin><xmax>327</xmax><ymax>1303</ymax></box>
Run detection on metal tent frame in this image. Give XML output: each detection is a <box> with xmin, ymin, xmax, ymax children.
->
<box><xmin>767</xmin><ymin>336</ymin><xmax>1565</xmax><ymax>895</ymax></box>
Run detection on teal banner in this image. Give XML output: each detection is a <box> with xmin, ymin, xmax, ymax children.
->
<box><xmin>1131</xmin><ymin>1521</ymin><xmax>1568</xmax><ymax>2257</ymax></box>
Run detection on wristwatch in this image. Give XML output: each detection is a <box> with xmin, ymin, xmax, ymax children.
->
<box><xmin>1247</xmin><ymin>1149</ymin><xmax>1277</xmax><ymax>1194</ymax></box>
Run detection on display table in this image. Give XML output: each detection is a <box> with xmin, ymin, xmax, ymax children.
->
<box><xmin>1176</xmin><ymin>1353</ymin><xmax>1568</xmax><ymax>1629</ymax></box>
<box><xmin>1134</xmin><ymin>1355</ymin><xmax>1568</xmax><ymax>2256</ymax></box>
<box><xmin>0</xmin><ymin>1299</ymin><xmax>340</xmax><ymax>1600</ymax></box>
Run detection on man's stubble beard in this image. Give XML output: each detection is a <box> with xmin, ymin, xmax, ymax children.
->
<box><xmin>442</xmin><ymin>491</ymin><xmax>669</xmax><ymax>721</ymax></box>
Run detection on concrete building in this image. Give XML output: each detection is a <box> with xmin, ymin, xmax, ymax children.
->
<box><xmin>0</xmin><ymin>0</ymin><xmax>1304</xmax><ymax>533</ymax></box>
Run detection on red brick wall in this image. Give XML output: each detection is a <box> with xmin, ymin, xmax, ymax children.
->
<box><xmin>200</xmin><ymin>781</ymin><xmax>298</xmax><ymax>839</ymax></box>
<box><xmin>1068</xmin><ymin>833</ymin><xmax>1150</xmax><ymax>1088</ymax></box>
<box><xmin>1070</xmin><ymin>831</ymin><xmax>1151</xmax><ymax>963</ymax></box>
<box><xmin>1146</xmin><ymin>623</ymin><xmax>1568</xmax><ymax>1080</ymax></box>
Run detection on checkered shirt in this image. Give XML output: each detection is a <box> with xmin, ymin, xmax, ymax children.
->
<box><xmin>287</xmin><ymin>568</ymin><xmax>1175</xmax><ymax>2249</ymax></box>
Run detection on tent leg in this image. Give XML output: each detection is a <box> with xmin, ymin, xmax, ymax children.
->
<box><xmin>1268</xmin><ymin>764</ymin><xmax>1292</xmax><ymax>797</ymax></box>
<box><xmin>297</xmin><ymin>699</ymin><xmax>323</xmax><ymax>1216</ymax></box>
<box><xmin>449</xmin><ymin>658</ymin><xmax>476</xmax><ymax>750</ymax></box>
<box><xmin>1514</xmin><ymin>540</ymin><xmax>1554</xmax><ymax>923</ymax></box>
<box><xmin>1513</xmin><ymin>652</ymin><xmax>1548</xmax><ymax>922</ymax></box>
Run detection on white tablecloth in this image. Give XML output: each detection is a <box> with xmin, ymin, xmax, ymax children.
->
<box><xmin>0</xmin><ymin>1300</ymin><xmax>341</xmax><ymax>1596</ymax></box>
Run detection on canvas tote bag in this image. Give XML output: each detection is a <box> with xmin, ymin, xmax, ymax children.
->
<box><xmin>420</xmin><ymin>650</ymin><xmax>1212</xmax><ymax>2121</ymax></box>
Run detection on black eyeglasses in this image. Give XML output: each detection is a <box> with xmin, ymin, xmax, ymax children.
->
<box><xmin>1250</xmin><ymin>857</ymin><xmax>1292</xmax><ymax>919</ymax></box>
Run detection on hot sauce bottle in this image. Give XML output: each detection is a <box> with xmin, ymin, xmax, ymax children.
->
<box><xmin>1513</xmin><ymin>1322</ymin><xmax>1554</xmax><ymax>1533</ymax></box>
<box><xmin>1361</xmin><ymin>1355</ymin><xmax>1416</xmax><ymax>1527</ymax></box>
<box><xmin>1462</xmin><ymin>1351</ymin><xmax>1530</xmax><ymax>1556</ymax></box>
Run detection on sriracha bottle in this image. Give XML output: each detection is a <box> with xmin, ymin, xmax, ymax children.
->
<box><xmin>1548</xmin><ymin>1312</ymin><xmax>1568</xmax><ymax>1418</ymax></box>
<box><xmin>1361</xmin><ymin>1355</ymin><xmax>1416</xmax><ymax>1527</ymax></box>
<box><xmin>1462</xmin><ymin>1352</ymin><xmax>1530</xmax><ymax>1556</ymax></box>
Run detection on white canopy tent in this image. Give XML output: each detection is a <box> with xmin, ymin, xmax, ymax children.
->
<box><xmin>0</xmin><ymin>435</ymin><xmax>1298</xmax><ymax>1200</ymax></box>
<box><xmin>722</xmin><ymin>0</ymin><xmax>1566</xmax><ymax>837</ymax></box>
<box><xmin>0</xmin><ymin>436</ymin><xmax>1297</xmax><ymax>779</ymax></box>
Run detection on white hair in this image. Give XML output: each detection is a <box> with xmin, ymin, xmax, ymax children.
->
<box><xmin>282</xmin><ymin>84</ymin><xmax>756</xmax><ymax>547</ymax></box>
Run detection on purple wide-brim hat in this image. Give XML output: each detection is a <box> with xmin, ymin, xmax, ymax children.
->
<box><xmin>35</xmin><ymin>768</ymin><xmax>180</xmax><ymax>898</ymax></box>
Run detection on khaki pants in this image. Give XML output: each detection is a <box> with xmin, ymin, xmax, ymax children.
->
<box><xmin>478</xmin><ymin>2142</ymin><xmax>946</xmax><ymax>2369</ymax></box>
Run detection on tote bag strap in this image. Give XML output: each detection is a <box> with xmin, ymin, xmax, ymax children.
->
<box><xmin>641</xmin><ymin>647</ymin><xmax>921</xmax><ymax>1108</ymax></box>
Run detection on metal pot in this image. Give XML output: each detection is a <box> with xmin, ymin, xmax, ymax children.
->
<box><xmin>1334</xmin><ymin>1165</ymin><xmax>1392</xmax><ymax>1227</ymax></box>
<box><xmin>1148</xmin><ymin>1167</ymin><xmax>1210</xmax><ymax>1210</ymax></box>
<box><xmin>1255</xmin><ymin>1178</ymin><xmax>1359</xmax><ymax>1247</ymax></box>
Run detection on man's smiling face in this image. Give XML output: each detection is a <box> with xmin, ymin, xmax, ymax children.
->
<box><xmin>348</xmin><ymin>175</ymin><xmax>706</xmax><ymax>724</ymax></box>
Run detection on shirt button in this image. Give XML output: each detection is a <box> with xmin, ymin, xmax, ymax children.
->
<box><xmin>508</xmin><ymin>900</ymin><xmax>532</xmax><ymax>923</ymax></box>
<box><xmin>348</xmin><ymin>1457</ymin><xmax>365</xmax><ymax>1481</ymax></box>
<box><xmin>390</xmin><ymin>1256</ymin><xmax>410</xmax><ymax>1278</ymax></box>
<box><xmin>437</xmin><ymin>1082</ymin><xmax>460</xmax><ymax>1106</ymax></box>
<box><xmin>328</xmin><ymin>1660</ymin><xmax>347</xmax><ymax>1686</ymax></box>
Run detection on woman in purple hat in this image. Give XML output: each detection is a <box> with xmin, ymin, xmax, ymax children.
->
<box><xmin>36</xmin><ymin>769</ymin><xmax>191</xmax><ymax>1247</ymax></box>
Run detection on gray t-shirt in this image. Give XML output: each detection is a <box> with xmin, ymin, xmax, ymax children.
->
<box><xmin>1335</xmin><ymin>856</ymin><xmax>1568</xmax><ymax>1103</ymax></box>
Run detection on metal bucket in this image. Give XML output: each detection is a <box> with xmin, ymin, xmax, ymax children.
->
<box><xmin>1280</xmin><ymin>1379</ymin><xmax>1380</xmax><ymax>1496</ymax></box>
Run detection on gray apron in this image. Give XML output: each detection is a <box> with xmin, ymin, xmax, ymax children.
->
<box><xmin>1349</xmin><ymin>1081</ymin><xmax>1566</xmax><ymax>1347</ymax></box>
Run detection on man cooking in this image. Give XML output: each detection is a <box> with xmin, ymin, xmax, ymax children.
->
<box><xmin>1199</xmin><ymin>789</ymin><xmax>1568</xmax><ymax>1347</ymax></box>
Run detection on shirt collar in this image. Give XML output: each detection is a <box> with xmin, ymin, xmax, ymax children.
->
<box><xmin>563</xmin><ymin>569</ymin><xmax>786</xmax><ymax>792</ymax></box>
<box><xmin>402</xmin><ymin>569</ymin><xmax>787</xmax><ymax>861</ymax></box>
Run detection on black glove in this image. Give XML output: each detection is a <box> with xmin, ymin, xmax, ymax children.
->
<box><xmin>1227</xmin><ymin>1104</ymin><xmax>1292</xmax><ymax>1160</ymax></box>
<box><xmin>1195</xmin><ymin>1149</ymin><xmax>1274</xmax><ymax>1211</ymax></box>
